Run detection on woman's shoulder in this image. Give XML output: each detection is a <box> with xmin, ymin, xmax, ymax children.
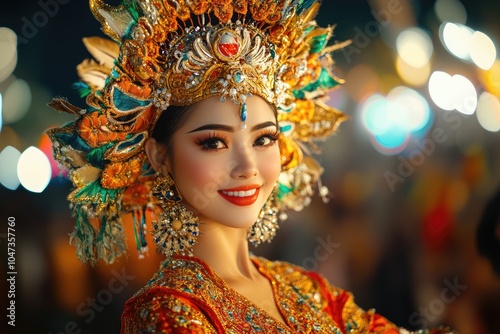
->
<box><xmin>127</xmin><ymin>256</ymin><xmax>218</xmax><ymax>300</ymax></box>
<box><xmin>121</xmin><ymin>285</ymin><xmax>218</xmax><ymax>333</ymax></box>
<box><xmin>121</xmin><ymin>257</ymin><xmax>220</xmax><ymax>333</ymax></box>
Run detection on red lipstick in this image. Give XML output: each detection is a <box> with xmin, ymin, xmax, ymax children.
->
<box><xmin>218</xmin><ymin>185</ymin><xmax>261</xmax><ymax>206</ymax></box>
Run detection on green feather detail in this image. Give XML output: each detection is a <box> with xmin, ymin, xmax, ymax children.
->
<box><xmin>308</xmin><ymin>33</ymin><xmax>329</xmax><ymax>54</ymax></box>
<box><xmin>72</xmin><ymin>82</ymin><xmax>92</xmax><ymax>98</ymax></box>
<box><xmin>86</xmin><ymin>143</ymin><xmax>115</xmax><ymax>169</ymax></box>
<box><xmin>73</xmin><ymin>180</ymin><xmax>120</xmax><ymax>205</ymax></box>
<box><xmin>277</xmin><ymin>182</ymin><xmax>294</xmax><ymax>201</ymax></box>
<box><xmin>293</xmin><ymin>68</ymin><xmax>340</xmax><ymax>99</ymax></box>
<box><xmin>54</xmin><ymin>130</ymin><xmax>92</xmax><ymax>153</ymax></box>
<box><xmin>302</xmin><ymin>24</ymin><xmax>315</xmax><ymax>39</ymax></box>
<box><xmin>296</xmin><ymin>0</ymin><xmax>316</xmax><ymax>14</ymax></box>
<box><xmin>70</xmin><ymin>207</ymin><xmax>126</xmax><ymax>265</ymax></box>
<box><xmin>70</xmin><ymin>208</ymin><xmax>97</xmax><ymax>263</ymax></box>
<box><xmin>96</xmin><ymin>215</ymin><xmax>127</xmax><ymax>264</ymax></box>
<box><xmin>123</xmin><ymin>0</ymin><xmax>140</xmax><ymax>21</ymax></box>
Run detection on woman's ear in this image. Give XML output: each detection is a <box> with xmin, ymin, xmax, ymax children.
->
<box><xmin>144</xmin><ymin>138</ymin><xmax>171</xmax><ymax>174</ymax></box>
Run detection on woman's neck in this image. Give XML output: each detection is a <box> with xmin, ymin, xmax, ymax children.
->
<box><xmin>191</xmin><ymin>221</ymin><xmax>258</xmax><ymax>281</ymax></box>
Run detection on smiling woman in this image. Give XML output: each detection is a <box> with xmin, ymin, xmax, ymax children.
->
<box><xmin>146</xmin><ymin>96</ymin><xmax>281</xmax><ymax>230</ymax></box>
<box><xmin>46</xmin><ymin>0</ymin><xmax>454</xmax><ymax>333</ymax></box>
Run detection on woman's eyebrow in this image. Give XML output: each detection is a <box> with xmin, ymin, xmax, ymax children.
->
<box><xmin>187</xmin><ymin>121</ymin><xmax>277</xmax><ymax>133</ymax></box>
<box><xmin>187</xmin><ymin>124</ymin><xmax>233</xmax><ymax>133</ymax></box>
<box><xmin>250</xmin><ymin>121</ymin><xmax>278</xmax><ymax>132</ymax></box>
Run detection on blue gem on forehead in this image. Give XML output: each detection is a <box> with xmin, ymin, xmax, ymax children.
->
<box><xmin>240</xmin><ymin>103</ymin><xmax>247</xmax><ymax>130</ymax></box>
<box><xmin>240</xmin><ymin>103</ymin><xmax>247</xmax><ymax>122</ymax></box>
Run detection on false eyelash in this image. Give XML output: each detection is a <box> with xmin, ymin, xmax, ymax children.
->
<box><xmin>194</xmin><ymin>131</ymin><xmax>229</xmax><ymax>144</ymax></box>
<box><xmin>194</xmin><ymin>131</ymin><xmax>229</xmax><ymax>150</ymax></box>
<box><xmin>258</xmin><ymin>129</ymin><xmax>280</xmax><ymax>141</ymax></box>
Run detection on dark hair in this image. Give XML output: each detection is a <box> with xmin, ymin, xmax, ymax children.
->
<box><xmin>151</xmin><ymin>104</ymin><xmax>194</xmax><ymax>164</ymax></box>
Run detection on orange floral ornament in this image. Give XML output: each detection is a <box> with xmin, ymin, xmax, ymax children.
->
<box><xmin>101</xmin><ymin>155</ymin><xmax>143</xmax><ymax>189</ymax></box>
<box><xmin>122</xmin><ymin>183</ymin><xmax>151</xmax><ymax>210</ymax></box>
<box><xmin>78</xmin><ymin>111</ymin><xmax>126</xmax><ymax>147</ymax></box>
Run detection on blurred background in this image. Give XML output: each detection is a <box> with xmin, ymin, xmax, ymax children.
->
<box><xmin>1</xmin><ymin>0</ymin><xmax>500</xmax><ymax>333</ymax></box>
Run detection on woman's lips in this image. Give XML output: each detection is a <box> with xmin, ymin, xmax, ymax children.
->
<box><xmin>218</xmin><ymin>185</ymin><xmax>261</xmax><ymax>206</ymax></box>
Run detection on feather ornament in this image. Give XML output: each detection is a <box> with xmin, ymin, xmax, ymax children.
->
<box><xmin>76</xmin><ymin>58</ymin><xmax>111</xmax><ymax>91</ymax></box>
<box><xmin>48</xmin><ymin>97</ymin><xmax>86</xmax><ymax>115</ymax></box>
<box><xmin>90</xmin><ymin>0</ymin><xmax>134</xmax><ymax>42</ymax></box>
<box><xmin>82</xmin><ymin>37</ymin><xmax>119</xmax><ymax>69</ymax></box>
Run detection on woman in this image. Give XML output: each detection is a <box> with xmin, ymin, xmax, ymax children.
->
<box><xmin>47</xmin><ymin>0</ymin><xmax>454</xmax><ymax>332</ymax></box>
<box><xmin>122</xmin><ymin>94</ymin><xmax>401</xmax><ymax>332</ymax></box>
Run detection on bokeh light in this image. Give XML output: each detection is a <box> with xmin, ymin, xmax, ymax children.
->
<box><xmin>373</xmin><ymin>126</ymin><xmax>409</xmax><ymax>152</ymax></box>
<box><xmin>476</xmin><ymin>92</ymin><xmax>500</xmax><ymax>132</ymax></box>
<box><xmin>440</xmin><ymin>22</ymin><xmax>474</xmax><ymax>60</ymax></box>
<box><xmin>2</xmin><ymin>78</ymin><xmax>32</xmax><ymax>124</ymax></box>
<box><xmin>388</xmin><ymin>86</ymin><xmax>432</xmax><ymax>134</ymax></box>
<box><xmin>361</xmin><ymin>94</ymin><xmax>389</xmax><ymax>135</ymax></box>
<box><xmin>0</xmin><ymin>146</ymin><xmax>21</xmax><ymax>190</ymax></box>
<box><xmin>434</xmin><ymin>0</ymin><xmax>467</xmax><ymax>24</ymax></box>
<box><xmin>395</xmin><ymin>55</ymin><xmax>431</xmax><ymax>87</ymax></box>
<box><xmin>428</xmin><ymin>71</ymin><xmax>477</xmax><ymax>114</ymax></box>
<box><xmin>361</xmin><ymin>87</ymin><xmax>432</xmax><ymax>155</ymax></box>
<box><xmin>396</xmin><ymin>28</ymin><xmax>434</xmax><ymax>68</ymax></box>
<box><xmin>17</xmin><ymin>146</ymin><xmax>52</xmax><ymax>193</ymax></box>
<box><xmin>470</xmin><ymin>31</ymin><xmax>497</xmax><ymax>70</ymax></box>
<box><xmin>0</xmin><ymin>27</ymin><xmax>17</xmax><ymax>83</ymax></box>
<box><xmin>478</xmin><ymin>59</ymin><xmax>500</xmax><ymax>96</ymax></box>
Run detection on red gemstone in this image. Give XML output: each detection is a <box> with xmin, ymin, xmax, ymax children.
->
<box><xmin>218</xmin><ymin>33</ymin><xmax>239</xmax><ymax>57</ymax></box>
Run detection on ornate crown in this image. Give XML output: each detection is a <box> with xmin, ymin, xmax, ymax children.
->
<box><xmin>47</xmin><ymin>0</ymin><xmax>347</xmax><ymax>264</ymax></box>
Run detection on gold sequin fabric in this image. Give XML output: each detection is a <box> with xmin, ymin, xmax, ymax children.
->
<box><xmin>121</xmin><ymin>256</ymin><xmax>407</xmax><ymax>333</ymax></box>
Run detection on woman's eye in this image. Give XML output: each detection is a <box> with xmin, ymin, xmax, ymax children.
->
<box><xmin>254</xmin><ymin>135</ymin><xmax>276</xmax><ymax>147</ymax></box>
<box><xmin>201</xmin><ymin>138</ymin><xmax>226</xmax><ymax>150</ymax></box>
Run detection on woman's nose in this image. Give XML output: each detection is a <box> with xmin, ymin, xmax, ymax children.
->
<box><xmin>230</xmin><ymin>145</ymin><xmax>258</xmax><ymax>179</ymax></box>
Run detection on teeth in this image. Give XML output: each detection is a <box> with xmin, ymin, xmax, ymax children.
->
<box><xmin>222</xmin><ymin>189</ymin><xmax>257</xmax><ymax>197</ymax></box>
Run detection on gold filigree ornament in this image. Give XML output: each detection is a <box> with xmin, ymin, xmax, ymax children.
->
<box><xmin>151</xmin><ymin>174</ymin><xmax>200</xmax><ymax>257</ymax></box>
<box><xmin>47</xmin><ymin>0</ymin><xmax>349</xmax><ymax>264</ymax></box>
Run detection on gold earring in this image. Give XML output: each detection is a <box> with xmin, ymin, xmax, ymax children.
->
<box><xmin>151</xmin><ymin>173</ymin><xmax>200</xmax><ymax>257</ymax></box>
<box><xmin>247</xmin><ymin>188</ymin><xmax>279</xmax><ymax>246</ymax></box>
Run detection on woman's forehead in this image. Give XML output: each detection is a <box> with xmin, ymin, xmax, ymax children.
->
<box><xmin>184</xmin><ymin>96</ymin><xmax>275</xmax><ymax>127</ymax></box>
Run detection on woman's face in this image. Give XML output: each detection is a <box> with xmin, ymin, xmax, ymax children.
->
<box><xmin>162</xmin><ymin>95</ymin><xmax>281</xmax><ymax>228</ymax></box>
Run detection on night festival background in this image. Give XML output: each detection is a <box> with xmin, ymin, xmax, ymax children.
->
<box><xmin>1</xmin><ymin>0</ymin><xmax>500</xmax><ymax>333</ymax></box>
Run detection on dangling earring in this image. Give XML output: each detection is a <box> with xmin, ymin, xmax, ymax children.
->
<box><xmin>247</xmin><ymin>187</ymin><xmax>279</xmax><ymax>246</ymax></box>
<box><xmin>151</xmin><ymin>173</ymin><xmax>200</xmax><ymax>257</ymax></box>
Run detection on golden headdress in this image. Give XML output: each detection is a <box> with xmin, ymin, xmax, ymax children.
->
<box><xmin>47</xmin><ymin>0</ymin><xmax>347</xmax><ymax>264</ymax></box>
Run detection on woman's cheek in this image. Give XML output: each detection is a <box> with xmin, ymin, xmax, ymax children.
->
<box><xmin>174</xmin><ymin>149</ymin><xmax>229</xmax><ymax>196</ymax></box>
<box><xmin>260</xmin><ymin>147</ymin><xmax>281</xmax><ymax>181</ymax></box>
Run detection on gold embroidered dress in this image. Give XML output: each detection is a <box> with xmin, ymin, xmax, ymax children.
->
<box><xmin>121</xmin><ymin>256</ymin><xmax>401</xmax><ymax>333</ymax></box>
